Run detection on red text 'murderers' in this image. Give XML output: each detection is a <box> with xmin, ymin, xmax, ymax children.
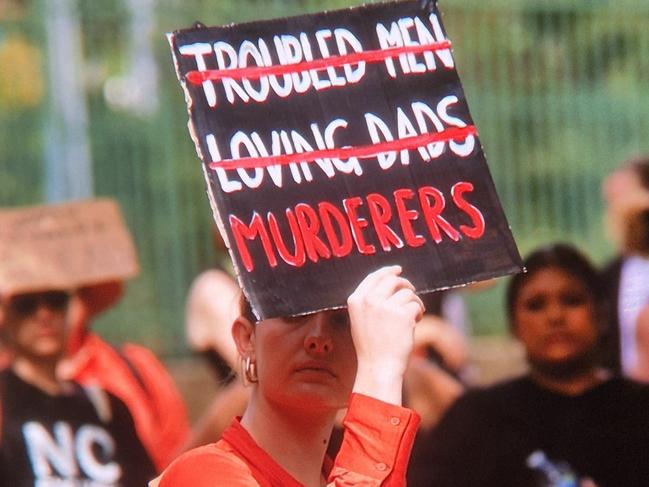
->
<box><xmin>228</xmin><ymin>181</ymin><xmax>485</xmax><ymax>272</ymax></box>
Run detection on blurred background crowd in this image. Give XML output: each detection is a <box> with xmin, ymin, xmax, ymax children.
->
<box><xmin>2</xmin><ymin>0</ymin><xmax>648</xmax><ymax>352</ymax></box>
<box><xmin>1</xmin><ymin>0</ymin><xmax>649</xmax><ymax>485</ymax></box>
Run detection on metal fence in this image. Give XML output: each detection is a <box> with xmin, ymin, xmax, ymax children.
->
<box><xmin>1</xmin><ymin>0</ymin><xmax>648</xmax><ymax>353</ymax></box>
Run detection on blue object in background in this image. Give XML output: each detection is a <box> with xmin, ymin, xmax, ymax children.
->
<box><xmin>527</xmin><ymin>450</ymin><xmax>579</xmax><ymax>487</ymax></box>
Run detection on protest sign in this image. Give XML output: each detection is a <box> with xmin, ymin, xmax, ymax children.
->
<box><xmin>0</xmin><ymin>199</ymin><xmax>139</xmax><ymax>295</ymax></box>
<box><xmin>169</xmin><ymin>0</ymin><xmax>522</xmax><ymax>319</ymax></box>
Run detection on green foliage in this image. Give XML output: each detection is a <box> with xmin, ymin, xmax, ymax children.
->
<box><xmin>2</xmin><ymin>0</ymin><xmax>649</xmax><ymax>349</ymax></box>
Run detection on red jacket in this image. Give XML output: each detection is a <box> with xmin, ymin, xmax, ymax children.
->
<box><xmin>61</xmin><ymin>333</ymin><xmax>191</xmax><ymax>471</ymax></box>
<box><xmin>154</xmin><ymin>393</ymin><xmax>420</xmax><ymax>486</ymax></box>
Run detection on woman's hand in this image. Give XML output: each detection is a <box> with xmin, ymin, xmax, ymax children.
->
<box><xmin>347</xmin><ymin>265</ymin><xmax>424</xmax><ymax>405</ymax></box>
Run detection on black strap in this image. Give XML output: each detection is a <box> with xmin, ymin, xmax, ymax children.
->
<box><xmin>110</xmin><ymin>344</ymin><xmax>163</xmax><ymax>426</ymax></box>
<box><xmin>110</xmin><ymin>344</ymin><xmax>151</xmax><ymax>401</ymax></box>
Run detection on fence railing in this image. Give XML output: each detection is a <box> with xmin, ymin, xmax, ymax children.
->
<box><xmin>1</xmin><ymin>0</ymin><xmax>647</xmax><ymax>352</ymax></box>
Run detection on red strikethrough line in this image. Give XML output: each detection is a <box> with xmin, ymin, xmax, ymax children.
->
<box><xmin>208</xmin><ymin>125</ymin><xmax>476</xmax><ymax>170</ymax></box>
<box><xmin>186</xmin><ymin>40</ymin><xmax>453</xmax><ymax>84</ymax></box>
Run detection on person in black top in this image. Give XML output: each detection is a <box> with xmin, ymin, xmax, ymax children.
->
<box><xmin>409</xmin><ymin>244</ymin><xmax>649</xmax><ymax>487</ymax></box>
<box><xmin>0</xmin><ymin>288</ymin><xmax>156</xmax><ymax>487</ymax></box>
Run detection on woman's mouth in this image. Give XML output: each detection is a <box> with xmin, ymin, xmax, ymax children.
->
<box><xmin>294</xmin><ymin>361</ymin><xmax>336</xmax><ymax>377</ymax></box>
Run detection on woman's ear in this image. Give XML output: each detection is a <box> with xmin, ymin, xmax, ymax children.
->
<box><xmin>232</xmin><ymin>315</ymin><xmax>256</xmax><ymax>357</ymax></box>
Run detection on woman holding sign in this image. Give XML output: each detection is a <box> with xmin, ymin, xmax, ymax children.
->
<box><xmin>153</xmin><ymin>265</ymin><xmax>423</xmax><ymax>487</ymax></box>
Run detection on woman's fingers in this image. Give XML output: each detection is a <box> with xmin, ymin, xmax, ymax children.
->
<box><xmin>349</xmin><ymin>266</ymin><xmax>422</xmax><ymax>319</ymax></box>
<box><xmin>349</xmin><ymin>268</ymin><xmax>419</xmax><ymax>309</ymax></box>
<box><xmin>389</xmin><ymin>288</ymin><xmax>425</xmax><ymax>321</ymax></box>
<box><xmin>348</xmin><ymin>266</ymin><xmax>423</xmax><ymax>406</ymax></box>
<box><xmin>350</xmin><ymin>265</ymin><xmax>401</xmax><ymax>298</ymax></box>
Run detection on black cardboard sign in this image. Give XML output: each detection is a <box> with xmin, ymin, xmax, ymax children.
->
<box><xmin>169</xmin><ymin>0</ymin><xmax>522</xmax><ymax>320</ymax></box>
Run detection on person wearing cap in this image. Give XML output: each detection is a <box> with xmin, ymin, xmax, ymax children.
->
<box><xmin>0</xmin><ymin>287</ymin><xmax>156</xmax><ymax>486</ymax></box>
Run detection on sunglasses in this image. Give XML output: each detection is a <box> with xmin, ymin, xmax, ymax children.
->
<box><xmin>8</xmin><ymin>291</ymin><xmax>71</xmax><ymax>316</ymax></box>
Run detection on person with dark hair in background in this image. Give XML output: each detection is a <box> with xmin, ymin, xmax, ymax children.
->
<box><xmin>600</xmin><ymin>156</ymin><xmax>649</xmax><ymax>376</ymax></box>
<box><xmin>0</xmin><ymin>199</ymin><xmax>191</xmax><ymax>476</ymax></box>
<box><xmin>154</xmin><ymin>265</ymin><xmax>424</xmax><ymax>487</ymax></box>
<box><xmin>408</xmin><ymin>243</ymin><xmax>649</xmax><ymax>487</ymax></box>
<box><xmin>0</xmin><ymin>287</ymin><xmax>156</xmax><ymax>486</ymax></box>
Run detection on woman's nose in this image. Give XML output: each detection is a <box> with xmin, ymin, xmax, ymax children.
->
<box><xmin>546</xmin><ymin>301</ymin><xmax>565</xmax><ymax>325</ymax></box>
<box><xmin>304</xmin><ymin>315</ymin><xmax>334</xmax><ymax>355</ymax></box>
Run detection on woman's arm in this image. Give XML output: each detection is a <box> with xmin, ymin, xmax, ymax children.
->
<box><xmin>328</xmin><ymin>266</ymin><xmax>424</xmax><ymax>486</ymax></box>
<box><xmin>347</xmin><ymin>265</ymin><xmax>424</xmax><ymax>405</ymax></box>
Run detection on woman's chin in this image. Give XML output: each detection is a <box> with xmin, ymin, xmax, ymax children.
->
<box><xmin>271</xmin><ymin>387</ymin><xmax>349</xmax><ymax>413</ymax></box>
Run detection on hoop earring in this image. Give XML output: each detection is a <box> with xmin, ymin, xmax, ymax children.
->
<box><xmin>242</xmin><ymin>356</ymin><xmax>258</xmax><ymax>385</ymax></box>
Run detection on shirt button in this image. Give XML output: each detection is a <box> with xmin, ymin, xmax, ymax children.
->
<box><xmin>390</xmin><ymin>417</ymin><xmax>401</xmax><ymax>426</ymax></box>
<box><xmin>376</xmin><ymin>463</ymin><xmax>387</xmax><ymax>472</ymax></box>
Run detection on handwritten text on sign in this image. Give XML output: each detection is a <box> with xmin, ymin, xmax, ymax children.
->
<box><xmin>169</xmin><ymin>1</ymin><xmax>522</xmax><ymax>319</ymax></box>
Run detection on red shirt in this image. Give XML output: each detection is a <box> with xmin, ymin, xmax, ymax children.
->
<box><xmin>61</xmin><ymin>333</ymin><xmax>191</xmax><ymax>471</ymax></box>
<box><xmin>153</xmin><ymin>393</ymin><xmax>420</xmax><ymax>486</ymax></box>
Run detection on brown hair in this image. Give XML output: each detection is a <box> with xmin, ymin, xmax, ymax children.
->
<box><xmin>239</xmin><ymin>292</ymin><xmax>256</xmax><ymax>323</ymax></box>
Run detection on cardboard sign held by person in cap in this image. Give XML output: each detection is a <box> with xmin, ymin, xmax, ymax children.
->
<box><xmin>0</xmin><ymin>199</ymin><xmax>139</xmax><ymax>296</ymax></box>
<box><xmin>168</xmin><ymin>0</ymin><xmax>522</xmax><ymax>320</ymax></box>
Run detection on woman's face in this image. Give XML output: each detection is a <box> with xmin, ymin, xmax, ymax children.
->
<box><xmin>253</xmin><ymin>309</ymin><xmax>358</xmax><ymax>412</ymax></box>
<box><xmin>513</xmin><ymin>267</ymin><xmax>598</xmax><ymax>370</ymax></box>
